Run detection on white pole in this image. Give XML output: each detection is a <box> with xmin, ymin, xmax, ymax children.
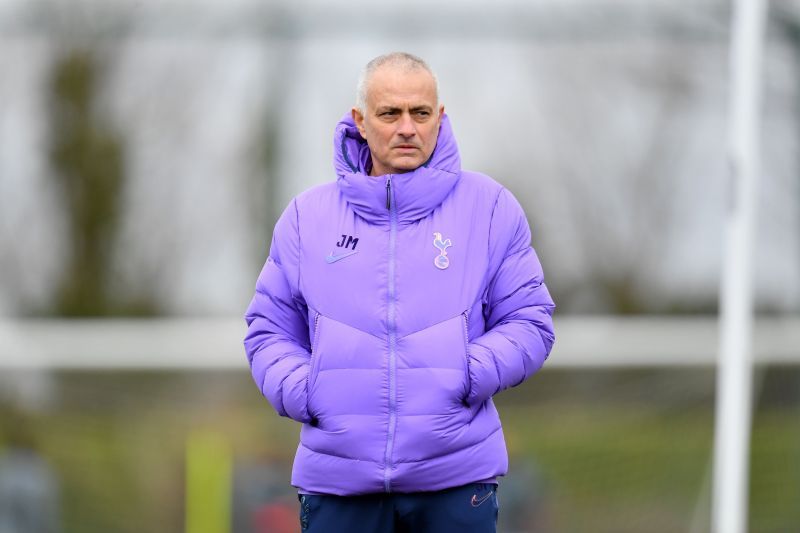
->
<box><xmin>712</xmin><ymin>0</ymin><xmax>767</xmax><ymax>531</ymax></box>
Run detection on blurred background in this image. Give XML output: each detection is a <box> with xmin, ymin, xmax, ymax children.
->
<box><xmin>1</xmin><ymin>0</ymin><xmax>799</xmax><ymax>531</ymax></box>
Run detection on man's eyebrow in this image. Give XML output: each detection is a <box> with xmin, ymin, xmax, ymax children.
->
<box><xmin>374</xmin><ymin>105</ymin><xmax>433</xmax><ymax>113</ymax></box>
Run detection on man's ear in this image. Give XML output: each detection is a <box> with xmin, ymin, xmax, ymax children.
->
<box><xmin>352</xmin><ymin>107</ymin><xmax>366</xmax><ymax>138</ymax></box>
<box><xmin>438</xmin><ymin>104</ymin><xmax>445</xmax><ymax>122</ymax></box>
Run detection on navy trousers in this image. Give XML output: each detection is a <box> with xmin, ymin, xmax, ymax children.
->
<box><xmin>298</xmin><ymin>482</ymin><xmax>498</xmax><ymax>533</ymax></box>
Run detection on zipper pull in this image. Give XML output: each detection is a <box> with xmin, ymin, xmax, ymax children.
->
<box><xmin>386</xmin><ymin>177</ymin><xmax>392</xmax><ymax>210</ymax></box>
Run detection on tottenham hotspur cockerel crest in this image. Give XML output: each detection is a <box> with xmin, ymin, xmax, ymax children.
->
<box><xmin>433</xmin><ymin>232</ymin><xmax>452</xmax><ymax>270</ymax></box>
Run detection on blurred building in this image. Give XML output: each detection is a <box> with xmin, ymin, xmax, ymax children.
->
<box><xmin>1</xmin><ymin>0</ymin><xmax>798</xmax><ymax>318</ymax></box>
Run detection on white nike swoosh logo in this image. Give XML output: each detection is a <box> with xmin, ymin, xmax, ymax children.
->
<box><xmin>470</xmin><ymin>491</ymin><xmax>494</xmax><ymax>507</ymax></box>
<box><xmin>325</xmin><ymin>250</ymin><xmax>358</xmax><ymax>263</ymax></box>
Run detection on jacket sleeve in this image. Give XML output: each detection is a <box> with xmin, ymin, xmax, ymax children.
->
<box><xmin>466</xmin><ymin>188</ymin><xmax>556</xmax><ymax>407</ymax></box>
<box><xmin>243</xmin><ymin>199</ymin><xmax>312</xmax><ymax>423</ymax></box>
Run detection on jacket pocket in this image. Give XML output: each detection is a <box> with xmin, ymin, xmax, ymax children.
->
<box><xmin>303</xmin><ymin>315</ymin><xmax>386</xmax><ymax>435</ymax></box>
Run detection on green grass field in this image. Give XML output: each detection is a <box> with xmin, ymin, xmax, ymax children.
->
<box><xmin>1</xmin><ymin>368</ymin><xmax>798</xmax><ymax>533</ymax></box>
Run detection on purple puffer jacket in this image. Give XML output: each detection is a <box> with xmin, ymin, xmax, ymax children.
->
<box><xmin>244</xmin><ymin>113</ymin><xmax>555</xmax><ymax>496</ymax></box>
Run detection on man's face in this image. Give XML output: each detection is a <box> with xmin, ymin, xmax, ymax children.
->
<box><xmin>352</xmin><ymin>66</ymin><xmax>444</xmax><ymax>176</ymax></box>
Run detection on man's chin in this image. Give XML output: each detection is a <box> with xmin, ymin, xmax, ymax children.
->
<box><xmin>389</xmin><ymin>157</ymin><xmax>425</xmax><ymax>173</ymax></box>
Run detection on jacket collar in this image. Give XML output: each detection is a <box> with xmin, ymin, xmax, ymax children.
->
<box><xmin>333</xmin><ymin>113</ymin><xmax>461</xmax><ymax>225</ymax></box>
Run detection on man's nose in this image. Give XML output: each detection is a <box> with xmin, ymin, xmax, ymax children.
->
<box><xmin>397</xmin><ymin>113</ymin><xmax>416</xmax><ymax>137</ymax></box>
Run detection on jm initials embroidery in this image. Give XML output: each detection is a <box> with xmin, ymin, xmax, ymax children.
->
<box><xmin>336</xmin><ymin>234</ymin><xmax>359</xmax><ymax>251</ymax></box>
<box><xmin>326</xmin><ymin>234</ymin><xmax>360</xmax><ymax>264</ymax></box>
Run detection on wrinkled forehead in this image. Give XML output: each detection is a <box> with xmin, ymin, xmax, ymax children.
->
<box><xmin>366</xmin><ymin>65</ymin><xmax>438</xmax><ymax>108</ymax></box>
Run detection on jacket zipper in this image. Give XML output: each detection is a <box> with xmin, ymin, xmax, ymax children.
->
<box><xmin>462</xmin><ymin>310</ymin><xmax>471</xmax><ymax>404</ymax></box>
<box><xmin>312</xmin><ymin>312</ymin><xmax>322</xmax><ymax>352</ymax></box>
<box><xmin>383</xmin><ymin>176</ymin><xmax>398</xmax><ymax>492</ymax></box>
<box><xmin>462</xmin><ymin>310</ymin><xmax>470</xmax><ymax>344</ymax></box>
<box><xmin>308</xmin><ymin>312</ymin><xmax>322</xmax><ymax>390</ymax></box>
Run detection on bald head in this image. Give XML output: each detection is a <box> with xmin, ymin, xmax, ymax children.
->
<box><xmin>355</xmin><ymin>52</ymin><xmax>439</xmax><ymax>114</ymax></box>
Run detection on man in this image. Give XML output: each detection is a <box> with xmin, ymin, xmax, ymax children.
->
<box><xmin>244</xmin><ymin>52</ymin><xmax>555</xmax><ymax>533</ymax></box>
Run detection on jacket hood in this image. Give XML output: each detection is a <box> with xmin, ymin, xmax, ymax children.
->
<box><xmin>333</xmin><ymin>112</ymin><xmax>461</xmax><ymax>224</ymax></box>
